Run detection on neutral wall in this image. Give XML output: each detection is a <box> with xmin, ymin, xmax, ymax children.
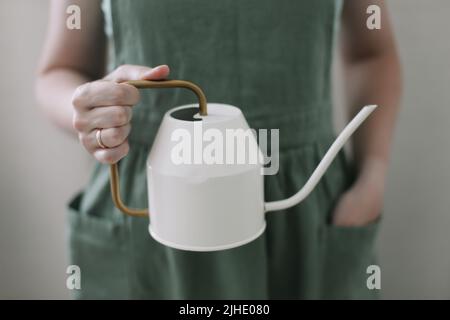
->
<box><xmin>0</xmin><ymin>1</ymin><xmax>91</xmax><ymax>299</ymax></box>
<box><xmin>332</xmin><ymin>0</ymin><xmax>450</xmax><ymax>299</ymax></box>
<box><xmin>378</xmin><ymin>0</ymin><xmax>450</xmax><ymax>299</ymax></box>
<box><xmin>0</xmin><ymin>0</ymin><xmax>449</xmax><ymax>299</ymax></box>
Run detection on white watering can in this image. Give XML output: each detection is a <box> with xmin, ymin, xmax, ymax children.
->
<box><xmin>109</xmin><ymin>80</ymin><xmax>376</xmax><ymax>251</ymax></box>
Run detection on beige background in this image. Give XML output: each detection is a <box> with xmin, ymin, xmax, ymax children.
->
<box><xmin>0</xmin><ymin>0</ymin><xmax>449</xmax><ymax>299</ymax></box>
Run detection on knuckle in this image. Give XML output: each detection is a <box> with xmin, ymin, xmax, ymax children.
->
<box><xmin>113</xmin><ymin>108</ymin><xmax>129</xmax><ymax>125</ymax></box>
<box><xmin>111</xmin><ymin>64</ymin><xmax>131</xmax><ymax>82</ymax></box>
<box><xmin>110</xmin><ymin>128</ymin><xmax>123</xmax><ymax>145</ymax></box>
<box><xmin>72</xmin><ymin>114</ymin><xmax>86</xmax><ymax>131</ymax></box>
<box><xmin>111</xmin><ymin>85</ymin><xmax>129</xmax><ymax>103</ymax></box>
<box><xmin>79</xmin><ymin>133</ymin><xmax>89</xmax><ymax>146</ymax></box>
<box><xmin>116</xmin><ymin>64</ymin><xmax>129</xmax><ymax>73</ymax></box>
<box><xmin>71</xmin><ymin>83</ymin><xmax>90</xmax><ymax>108</ymax></box>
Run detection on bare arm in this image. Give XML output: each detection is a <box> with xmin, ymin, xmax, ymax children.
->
<box><xmin>333</xmin><ymin>0</ymin><xmax>402</xmax><ymax>226</ymax></box>
<box><xmin>35</xmin><ymin>0</ymin><xmax>170</xmax><ymax>163</ymax></box>
<box><xmin>342</xmin><ymin>0</ymin><xmax>401</xmax><ymax>177</ymax></box>
<box><xmin>36</xmin><ymin>0</ymin><xmax>106</xmax><ymax>134</ymax></box>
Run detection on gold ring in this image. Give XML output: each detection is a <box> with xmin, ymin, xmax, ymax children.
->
<box><xmin>96</xmin><ymin>128</ymin><xmax>107</xmax><ymax>149</ymax></box>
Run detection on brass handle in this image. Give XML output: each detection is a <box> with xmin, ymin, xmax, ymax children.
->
<box><xmin>109</xmin><ymin>79</ymin><xmax>208</xmax><ymax>217</ymax></box>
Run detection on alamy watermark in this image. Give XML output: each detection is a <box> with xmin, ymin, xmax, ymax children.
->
<box><xmin>66</xmin><ymin>265</ymin><xmax>81</xmax><ymax>290</ymax></box>
<box><xmin>170</xmin><ymin>122</ymin><xmax>279</xmax><ymax>175</ymax></box>
<box><xmin>367</xmin><ymin>4</ymin><xmax>381</xmax><ymax>30</ymax></box>
<box><xmin>66</xmin><ymin>5</ymin><xmax>81</xmax><ymax>30</ymax></box>
<box><xmin>366</xmin><ymin>265</ymin><xmax>381</xmax><ymax>290</ymax></box>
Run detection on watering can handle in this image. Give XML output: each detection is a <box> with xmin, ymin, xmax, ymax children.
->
<box><xmin>109</xmin><ymin>79</ymin><xmax>208</xmax><ymax>217</ymax></box>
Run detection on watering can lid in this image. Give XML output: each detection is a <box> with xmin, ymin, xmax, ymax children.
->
<box><xmin>147</xmin><ymin>103</ymin><xmax>263</xmax><ymax>178</ymax></box>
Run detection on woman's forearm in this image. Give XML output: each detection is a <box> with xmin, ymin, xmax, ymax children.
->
<box><xmin>345</xmin><ymin>51</ymin><xmax>402</xmax><ymax>187</ymax></box>
<box><xmin>36</xmin><ymin>0</ymin><xmax>106</xmax><ymax>135</ymax></box>
<box><xmin>36</xmin><ymin>68</ymin><xmax>91</xmax><ymax>135</ymax></box>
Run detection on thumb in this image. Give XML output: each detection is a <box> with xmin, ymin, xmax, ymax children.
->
<box><xmin>105</xmin><ymin>64</ymin><xmax>170</xmax><ymax>82</ymax></box>
<box><xmin>140</xmin><ymin>64</ymin><xmax>170</xmax><ymax>80</ymax></box>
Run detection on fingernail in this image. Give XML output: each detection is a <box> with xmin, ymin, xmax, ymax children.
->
<box><xmin>141</xmin><ymin>65</ymin><xmax>168</xmax><ymax>79</ymax></box>
<box><xmin>153</xmin><ymin>65</ymin><xmax>167</xmax><ymax>72</ymax></box>
<box><xmin>142</xmin><ymin>66</ymin><xmax>160</xmax><ymax>77</ymax></box>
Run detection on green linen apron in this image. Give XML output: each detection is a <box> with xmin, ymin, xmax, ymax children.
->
<box><xmin>67</xmin><ymin>0</ymin><xmax>380</xmax><ymax>299</ymax></box>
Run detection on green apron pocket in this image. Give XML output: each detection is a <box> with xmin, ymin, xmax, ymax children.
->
<box><xmin>67</xmin><ymin>192</ymin><xmax>130</xmax><ymax>299</ymax></box>
<box><xmin>321</xmin><ymin>218</ymin><xmax>381</xmax><ymax>299</ymax></box>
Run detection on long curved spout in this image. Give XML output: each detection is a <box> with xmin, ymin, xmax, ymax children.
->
<box><xmin>264</xmin><ymin>105</ymin><xmax>377</xmax><ymax>213</ymax></box>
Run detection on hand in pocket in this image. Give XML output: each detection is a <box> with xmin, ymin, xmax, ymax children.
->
<box><xmin>332</xmin><ymin>172</ymin><xmax>384</xmax><ymax>227</ymax></box>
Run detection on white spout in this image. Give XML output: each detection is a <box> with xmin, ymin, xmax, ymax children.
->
<box><xmin>264</xmin><ymin>105</ymin><xmax>377</xmax><ymax>213</ymax></box>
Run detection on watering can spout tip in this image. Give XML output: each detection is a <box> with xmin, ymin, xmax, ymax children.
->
<box><xmin>365</xmin><ymin>104</ymin><xmax>378</xmax><ymax>112</ymax></box>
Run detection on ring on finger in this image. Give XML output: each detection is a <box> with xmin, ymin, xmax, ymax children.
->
<box><xmin>96</xmin><ymin>128</ymin><xmax>107</xmax><ymax>149</ymax></box>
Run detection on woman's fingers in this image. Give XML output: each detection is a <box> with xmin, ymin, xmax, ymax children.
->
<box><xmin>98</xmin><ymin>125</ymin><xmax>132</xmax><ymax>148</ymax></box>
<box><xmin>94</xmin><ymin>140</ymin><xmax>130</xmax><ymax>164</ymax></box>
<box><xmin>72</xmin><ymin>81</ymin><xmax>140</xmax><ymax>108</ymax></box>
<box><xmin>79</xmin><ymin>124</ymin><xmax>131</xmax><ymax>152</ymax></box>
<box><xmin>72</xmin><ymin>64</ymin><xmax>171</xmax><ymax>163</ymax></box>
<box><xmin>73</xmin><ymin>64</ymin><xmax>171</xmax><ymax>110</ymax></box>
<box><xmin>73</xmin><ymin>106</ymin><xmax>132</xmax><ymax>132</ymax></box>
<box><xmin>104</xmin><ymin>64</ymin><xmax>170</xmax><ymax>82</ymax></box>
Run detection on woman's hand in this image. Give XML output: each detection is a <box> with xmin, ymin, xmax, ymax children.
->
<box><xmin>336</xmin><ymin>0</ymin><xmax>401</xmax><ymax>226</ymax></box>
<box><xmin>332</xmin><ymin>160</ymin><xmax>386</xmax><ymax>227</ymax></box>
<box><xmin>71</xmin><ymin>64</ymin><xmax>170</xmax><ymax>164</ymax></box>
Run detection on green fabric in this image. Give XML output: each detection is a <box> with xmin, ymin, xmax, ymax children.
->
<box><xmin>67</xmin><ymin>0</ymin><xmax>380</xmax><ymax>299</ymax></box>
